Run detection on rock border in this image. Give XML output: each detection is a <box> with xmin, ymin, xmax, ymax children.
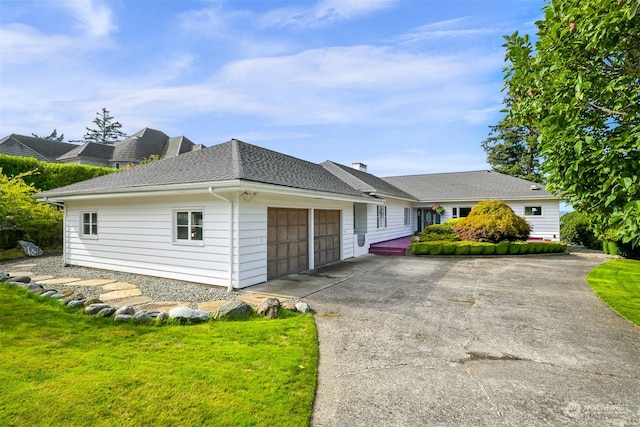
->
<box><xmin>1</xmin><ymin>273</ymin><xmax>312</xmax><ymax>324</ymax></box>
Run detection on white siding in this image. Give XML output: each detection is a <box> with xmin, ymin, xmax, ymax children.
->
<box><xmin>64</xmin><ymin>194</ymin><xmax>232</xmax><ymax>287</ymax></box>
<box><xmin>365</xmin><ymin>200</ymin><xmax>415</xmax><ymax>245</ymax></box>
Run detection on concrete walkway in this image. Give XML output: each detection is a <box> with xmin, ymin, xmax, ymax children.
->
<box><xmin>285</xmin><ymin>254</ymin><xmax>639</xmax><ymax>426</ymax></box>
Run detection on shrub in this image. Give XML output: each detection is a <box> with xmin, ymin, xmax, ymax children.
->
<box><xmin>560</xmin><ymin>211</ymin><xmax>600</xmax><ymax>249</ymax></box>
<box><xmin>455</xmin><ymin>243</ymin><xmax>470</xmax><ymax>255</ymax></box>
<box><xmin>495</xmin><ymin>242</ymin><xmax>510</xmax><ymax>255</ymax></box>
<box><xmin>428</xmin><ymin>242</ymin><xmax>443</xmax><ymax>255</ymax></box>
<box><xmin>442</xmin><ymin>242</ymin><xmax>457</xmax><ymax>255</ymax></box>
<box><xmin>469</xmin><ymin>243</ymin><xmax>485</xmax><ymax>255</ymax></box>
<box><xmin>418</xmin><ymin>222</ymin><xmax>459</xmax><ymax>242</ymax></box>
<box><xmin>454</xmin><ymin>200</ymin><xmax>531</xmax><ymax>242</ymax></box>
<box><xmin>480</xmin><ymin>242</ymin><xmax>496</xmax><ymax>255</ymax></box>
<box><xmin>411</xmin><ymin>242</ymin><xmax>429</xmax><ymax>255</ymax></box>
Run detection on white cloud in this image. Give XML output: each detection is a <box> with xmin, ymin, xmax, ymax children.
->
<box><xmin>61</xmin><ymin>0</ymin><xmax>116</xmax><ymax>38</ymax></box>
<box><xmin>0</xmin><ymin>24</ymin><xmax>72</xmax><ymax>65</ymax></box>
<box><xmin>261</xmin><ymin>0</ymin><xmax>396</xmax><ymax>29</ymax></box>
<box><xmin>392</xmin><ymin>18</ymin><xmax>497</xmax><ymax>44</ymax></box>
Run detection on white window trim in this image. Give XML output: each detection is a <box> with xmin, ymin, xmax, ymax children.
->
<box><xmin>524</xmin><ymin>206</ymin><xmax>544</xmax><ymax>217</ymax></box>
<box><xmin>452</xmin><ymin>206</ymin><xmax>473</xmax><ymax>219</ymax></box>
<box><xmin>377</xmin><ymin>206</ymin><xmax>387</xmax><ymax>229</ymax></box>
<box><xmin>80</xmin><ymin>211</ymin><xmax>98</xmax><ymax>239</ymax></box>
<box><xmin>403</xmin><ymin>207</ymin><xmax>411</xmax><ymax>226</ymax></box>
<box><xmin>173</xmin><ymin>208</ymin><xmax>205</xmax><ymax>246</ymax></box>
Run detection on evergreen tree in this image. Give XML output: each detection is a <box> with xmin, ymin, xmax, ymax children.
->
<box><xmin>31</xmin><ymin>129</ymin><xmax>64</xmax><ymax>141</ymax></box>
<box><xmin>83</xmin><ymin>107</ymin><xmax>127</xmax><ymax>145</ymax></box>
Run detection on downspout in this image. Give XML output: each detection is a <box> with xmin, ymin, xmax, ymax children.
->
<box><xmin>208</xmin><ymin>188</ymin><xmax>235</xmax><ymax>291</ymax></box>
<box><xmin>44</xmin><ymin>198</ymin><xmax>67</xmax><ymax>266</ymax></box>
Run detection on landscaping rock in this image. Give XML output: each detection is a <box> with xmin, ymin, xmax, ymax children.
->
<box><xmin>67</xmin><ymin>300</ymin><xmax>85</xmax><ymax>309</ymax></box>
<box><xmin>64</xmin><ymin>293</ymin><xmax>85</xmax><ymax>305</ymax></box>
<box><xmin>85</xmin><ymin>303</ymin><xmax>111</xmax><ymax>315</ymax></box>
<box><xmin>256</xmin><ymin>298</ymin><xmax>280</xmax><ymax>319</ymax></box>
<box><xmin>0</xmin><ymin>273</ymin><xmax>10</xmax><ymax>282</ymax></box>
<box><xmin>96</xmin><ymin>307</ymin><xmax>117</xmax><ymax>318</ymax></box>
<box><xmin>18</xmin><ymin>240</ymin><xmax>43</xmax><ymax>257</ymax></box>
<box><xmin>169</xmin><ymin>306</ymin><xmax>210</xmax><ymax>323</ymax></box>
<box><xmin>156</xmin><ymin>312</ymin><xmax>168</xmax><ymax>323</ymax></box>
<box><xmin>10</xmin><ymin>276</ymin><xmax>31</xmax><ymax>284</ymax></box>
<box><xmin>281</xmin><ymin>301</ymin><xmax>297</xmax><ymax>311</ymax></box>
<box><xmin>115</xmin><ymin>305</ymin><xmax>135</xmax><ymax>316</ymax></box>
<box><xmin>49</xmin><ymin>293</ymin><xmax>66</xmax><ymax>299</ymax></box>
<box><xmin>40</xmin><ymin>290</ymin><xmax>57</xmax><ymax>298</ymax></box>
<box><xmin>213</xmin><ymin>300</ymin><xmax>252</xmax><ymax>320</ymax></box>
<box><xmin>133</xmin><ymin>311</ymin><xmax>152</xmax><ymax>324</ymax></box>
<box><xmin>83</xmin><ymin>297</ymin><xmax>103</xmax><ymax>306</ymax></box>
<box><xmin>114</xmin><ymin>314</ymin><xmax>133</xmax><ymax>322</ymax></box>
<box><xmin>295</xmin><ymin>302</ymin><xmax>311</xmax><ymax>313</ymax></box>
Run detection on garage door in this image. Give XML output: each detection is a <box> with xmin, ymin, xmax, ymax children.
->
<box><xmin>314</xmin><ymin>209</ymin><xmax>341</xmax><ymax>268</ymax></box>
<box><xmin>267</xmin><ymin>208</ymin><xmax>309</xmax><ymax>280</ymax></box>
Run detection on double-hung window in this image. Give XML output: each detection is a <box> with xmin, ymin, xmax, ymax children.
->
<box><xmin>525</xmin><ymin>206</ymin><xmax>543</xmax><ymax>216</ymax></box>
<box><xmin>175</xmin><ymin>210</ymin><xmax>203</xmax><ymax>242</ymax></box>
<box><xmin>377</xmin><ymin>206</ymin><xmax>387</xmax><ymax>229</ymax></box>
<box><xmin>403</xmin><ymin>207</ymin><xmax>411</xmax><ymax>226</ymax></box>
<box><xmin>452</xmin><ymin>207</ymin><xmax>472</xmax><ymax>218</ymax></box>
<box><xmin>81</xmin><ymin>212</ymin><xmax>98</xmax><ymax>238</ymax></box>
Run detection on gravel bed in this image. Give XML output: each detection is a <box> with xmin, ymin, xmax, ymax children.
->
<box><xmin>2</xmin><ymin>255</ymin><xmax>245</xmax><ymax>309</ymax></box>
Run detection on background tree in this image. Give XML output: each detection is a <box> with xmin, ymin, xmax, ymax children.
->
<box><xmin>502</xmin><ymin>0</ymin><xmax>640</xmax><ymax>247</ymax></box>
<box><xmin>84</xmin><ymin>107</ymin><xmax>127</xmax><ymax>145</ymax></box>
<box><xmin>482</xmin><ymin>99</ymin><xmax>543</xmax><ymax>183</ymax></box>
<box><xmin>31</xmin><ymin>129</ymin><xmax>64</xmax><ymax>141</ymax></box>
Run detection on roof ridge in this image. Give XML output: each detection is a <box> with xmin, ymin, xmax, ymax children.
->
<box><xmin>230</xmin><ymin>139</ymin><xmax>244</xmax><ymax>178</ymax></box>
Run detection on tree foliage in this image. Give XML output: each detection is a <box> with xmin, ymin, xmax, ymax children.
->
<box><xmin>502</xmin><ymin>0</ymin><xmax>640</xmax><ymax>247</ymax></box>
<box><xmin>0</xmin><ymin>169</ymin><xmax>63</xmax><ymax>243</ymax></box>
<box><xmin>482</xmin><ymin>99</ymin><xmax>544</xmax><ymax>183</ymax></box>
<box><xmin>560</xmin><ymin>211</ymin><xmax>601</xmax><ymax>249</ymax></box>
<box><xmin>454</xmin><ymin>199</ymin><xmax>531</xmax><ymax>242</ymax></box>
<box><xmin>84</xmin><ymin>107</ymin><xmax>127</xmax><ymax>145</ymax></box>
<box><xmin>31</xmin><ymin>129</ymin><xmax>64</xmax><ymax>141</ymax></box>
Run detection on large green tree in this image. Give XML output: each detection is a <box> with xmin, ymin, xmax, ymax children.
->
<box><xmin>482</xmin><ymin>100</ymin><xmax>543</xmax><ymax>183</ymax></box>
<box><xmin>503</xmin><ymin>0</ymin><xmax>640</xmax><ymax>247</ymax></box>
<box><xmin>84</xmin><ymin>107</ymin><xmax>127</xmax><ymax>145</ymax></box>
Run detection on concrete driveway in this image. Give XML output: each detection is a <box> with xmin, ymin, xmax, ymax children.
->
<box><xmin>258</xmin><ymin>254</ymin><xmax>640</xmax><ymax>426</ymax></box>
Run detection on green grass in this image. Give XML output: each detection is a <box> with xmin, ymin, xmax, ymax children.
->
<box><xmin>0</xmin><ymin>284</ymin><xmax>318</xmax><ymax>426</ymax></box>
<box><xmin>587</xmin><ymin>259</ymin><xmax>640</xmax><ymax>327</ymax></box>
<box><xmin>0</xmin><ymin>248</ymin><xmax>63</xmax><ymax>262</ymax></box>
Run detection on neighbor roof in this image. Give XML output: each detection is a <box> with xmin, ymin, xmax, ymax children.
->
<box><xmin>0</xmin><ymin>134</ymin><xmax>79</xmax><ymax>162</ymax></box>
<box><xmin>383</xmin><ymin>170</ymin><xmax>553</xmax><ymax>202</ymax></box>
<box><xmin>57</xmin><ymin>142</ymin><xmax>115</xmax><ymax>161</ymax></box>
<box><xmin>37</xmin><ymin>139</ymin><xmax>370</xmax><ymax>200</ymax></box>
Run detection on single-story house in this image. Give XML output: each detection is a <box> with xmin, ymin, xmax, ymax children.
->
<box><xmin>36</xmin><ymin>139</ymin><xmax>559</xmax><ymax>290</ymax></box>
<box><xmin>1</xmin><ymin>128</ymin><xmax>203</xmax><ymax>168</ymax></box>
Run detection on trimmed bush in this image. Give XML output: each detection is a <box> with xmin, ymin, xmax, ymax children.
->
<box><xmin>480</xmin><ymin>242</ymin><xmax>496</xmax><ymax>255</ymax></box>
<box><xmin>419</xmin><ymin>222</ymin><xmax>459</xmax><ymax>242</ymax></box>
<box><xmin>442</xmin><ymin>242</ymin><xmax>457</xmax><ymax>255</ymax></box>
<box><xmin>495</xmin><ymin>242</ymin><xmax>510</xmax><ymax>255</ymax></box>
<box><xmin>455</xmin><ymin>243</ymin><xmax>470</xmax><ymax>255</ymax></box>
<box><xmin>454</xmin><ymin>199</ymin><xmax>531</xmax><ymax>242</ymax></box>
<box><xmin>560</xmin><ymin>211</ymin><xmax>600</xmax><ymax>249</ymax></box>
<box><xmin>428</xmin><ymin>242</ymin><xmax>443</xmax><ymax>255</ymax></box>
<box><xmin>411</xmin><ymin>242</ymin><xmax>429</xmax><ymax>255</ymax></box>
<box><xmin>469</xmin><ymin>243</ymin><xmax>485</xmax><ymax>255</ymax></box>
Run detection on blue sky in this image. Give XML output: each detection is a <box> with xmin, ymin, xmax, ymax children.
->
<box><xmin>0</xmin><ymin>0</ymin><xmax>544</xmax><ymax>176</ymax></box>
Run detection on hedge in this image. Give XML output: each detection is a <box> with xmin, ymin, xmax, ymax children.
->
<box><xmin>0</xmin><ymin>154</ymin><xmax>117</xmax><ymax>191</ymax></box>
<box><xmin>411</xmin><ymin>241</ymin><xmax>567</xmax><ymax>256</ymax></box>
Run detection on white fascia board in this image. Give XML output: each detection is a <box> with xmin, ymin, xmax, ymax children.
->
<box><xmin>413</xmin><ymin>195</ymin><xmax>558</xmax><ymax>203</ymax></box>
<box><xmin>234</xmin><ymin>182</ymin><xmax>381</xmax><ymax>204</ymax></box>
<box><xmin>368</xmin><ymin>192</ymin><xmax>417</xmax><ymax>203</ymax></box>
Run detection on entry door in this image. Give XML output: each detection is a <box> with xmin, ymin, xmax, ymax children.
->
<box><xmin>314</xmin><ymin>209</ymin><xmax>341</xmax><ymax>268</ymax></box>
<box><xmin>267</xmin><ymin>208</ymin><xmax>309</xmax><ymax>280</ymax></box>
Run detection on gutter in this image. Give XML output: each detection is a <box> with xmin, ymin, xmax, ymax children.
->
<box><xmin>208</xmin><ymin>187</ymin><xmax>235</xmax><ymax>292</ymax></box>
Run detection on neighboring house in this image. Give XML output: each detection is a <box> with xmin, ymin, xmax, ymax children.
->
<box><xmin>0</xmin><ymin>134</ymin><xmax>78</xmax><ymax>162</ymax></box>
<box><xmin>36</xmin><ymin>139</ymin><xmax>560</xmax><ymax>290</ymax></box>
<box><xmin>1</xmin><ymin>128</ymin><xmax>203</xmax><ymax>168</ymax></box>
<box><xmin>385</xmin><ymin>171</ymin><xmax>560</xmax><ymax>241</ymax></box>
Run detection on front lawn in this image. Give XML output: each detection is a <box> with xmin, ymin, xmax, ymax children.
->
<box><xmin>587</xmin><ymin>259</ymin><xmax>640</xmax><ymax>327</ymax></box>
<box><xmin>0</xmin><ymin>284</ymin><xmax>318</xmax><ymax>426</ymax></box>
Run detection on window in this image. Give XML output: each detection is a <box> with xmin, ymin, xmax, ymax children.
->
<box><xmin>404</xmin><ymin>208</ymin><xmax>411</xmax><ymax>226</ymax></box>
<box><xmin>452</xmin><ymin>207</ymin><xmax>472</xmax><ymax>218</ymax></box>
<box><xmin>175</xmin><ymin>210</ymin><xmax>203</xmax><ymax>242</ymax></box>
<box><xmin>81</xmin><ymin>212</ymin><xmax>98</xmax><ymax>237</ymax></box>
<box><xmin>525</xmin><ymin>206</ymin><xmax>543</xmax><ymax>216</ymax></box>
<box><xmin>377</xmin><ymin>206</ymin><xmax>387</xmax><ymax>229</ymax></box>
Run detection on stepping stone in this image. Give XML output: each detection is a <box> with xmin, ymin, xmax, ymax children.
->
<box><xmin>9</xmin><ymin>263</ymin><xmax>37</xmax><ymax>270</ymax></box>
<box><xmin>30</xmin><ymin>275</ymin><xmax>54</xmax><ymax>282</ymax></box>
<box><xmin>107</xmin><ymin>295</ymin><xmax>152</xmax><ymax>307</ymax></box>
<box><xmin>239</xmin><ymin>293</ymin><xmax>277</xmax><ymax>307</ymax></box>
<box><xmin>36</xmin><ymin>277</ymin><xmax>82</xmax><ymax>285</ymax></box>
<box><xmin>140</xmin><ymin>302</ymin><xmax>191</xmax><ymax>312</ymax></box>
<box><xmin>101</xmin><ymin>282</ymin><xmax>137</xmax><ymax>291</ymax></box>
<box><xmin>198</xmin><ymin>300</ymin><xmax>230</xmax><ymax>312</ymax></box>
<box><xmin>100</xmin><ymin>288</ymin><xmax>142</xmax><ymax>301</ymax></box>
<box><xmin>72</xmin><ymin>279</ymin><xmax>117</xmax><ymax>287</ymax></box>
<box><xmin>6</xmin><ymin>271</ymin><xmax>33</xmax><ymax>277</ymax></box>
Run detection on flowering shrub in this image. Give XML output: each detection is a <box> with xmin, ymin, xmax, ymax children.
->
<box><xmin>454</xmin><ymin>200</ymin><xmax>531</xmax><ymax>242</ymax></box>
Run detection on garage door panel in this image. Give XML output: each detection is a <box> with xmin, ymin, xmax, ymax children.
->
<box><xmin>314</xmin><ymin>209</ymin><xmax>341</xmax><ymax>268</ymax></box>
<box><xmin>268</xmin><ymin>208</ymin><xmax>309</xmax><ymax>280</ymax></box>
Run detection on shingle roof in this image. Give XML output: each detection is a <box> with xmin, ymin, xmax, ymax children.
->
<box><xmin>0</xmin><ymin>134</ymin><xmax>79</xmax><ymax>162</ymax></box>
<box><xmin>164</xmin><ymin>136</ymin><xmax>197</xmax><ymax>158</ymax></box>
<box><xmin>111</xmin><ymin>128</ymin><xmax>169</xmax><ymax>162</ymax></box>
<box><xmin>322</xmin><ymin>161</ymin><xmax>416</xmax><ymax>200</ymax></box>
<box><xmin>57</xmin><ymin>142</ymin><xmax>115</xmax><ymax>161</ymax></box>
<box><xmin>383</xmin><ymin>170</ymin><xmax>554</xmax><ymax>201</ymax></box>
<box><xmin>37</xmin><ymin>139</ymin><xmax>370</xmax><ymax>199</ymax></box>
